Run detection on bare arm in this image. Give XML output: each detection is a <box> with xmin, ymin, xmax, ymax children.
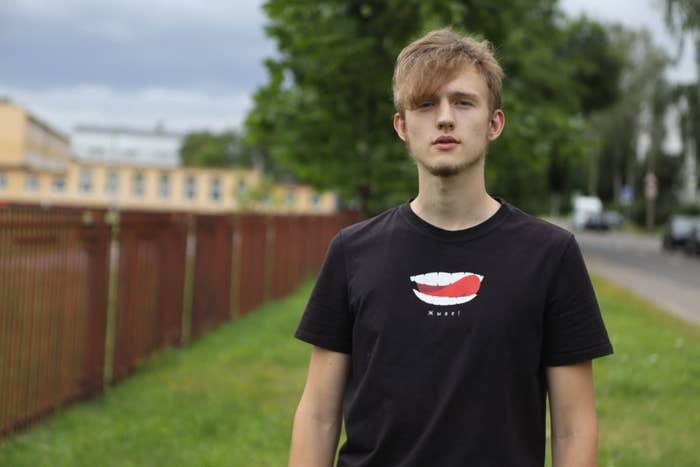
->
<box><xmin>289</xmin><ymin>345</ymin><xmax>350</xmax><ymax>467</ymax></box>
<box><xmin>546</xmin><ymin>360</ymin><xmax>599</xmax><ymax>467</ymax></box>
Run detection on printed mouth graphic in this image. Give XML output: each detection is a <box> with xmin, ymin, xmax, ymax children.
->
<box><xmin>410</xmin><ymin>272</ymin><xmax>483</xmax><ymax>306</ymax></box>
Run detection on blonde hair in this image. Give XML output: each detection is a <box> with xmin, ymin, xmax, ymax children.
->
<box><xmin>392</xmin><ymin>28</ymin><xmax>504</xmax><ymax>115</ymax></box>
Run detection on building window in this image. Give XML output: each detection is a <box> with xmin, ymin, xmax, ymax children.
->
<box><xmin>52</xmin><ymin>175</ymin><xmax>66</xmax><ymax>193</ymax></box>
<box><xmin>105</xmin><ymin>170</ymin><xmax>119</xmax><ymax>195</ymax></box>
<box><xmin>185</xmin><ymin>175</ymin><xmax>196</xmax><ymax>200</ymax></box>
<box><xmin>237</xmin><ymin>179</ymin><xmax>248</xmax><ymax>195</ymax></box>
<box><xmin>158</xmin><ymin>173</ymin><xmax>170</xmax><ymax>199</ymax></box>
<box><xmin>311</xmin><ymin>193</ymin><xmax>321</xmax><ymax>209</ymax></box>
<box><xmin>286</xmin><ymin>189</ymin><xmax>296</xmax><ymax>206</ymax></box>
<box><xmin>79</xmin><ymin>169</ymin><xmax>93</xmax><ymax>193</ymax></box>
<box><xmin>25</xmin><ymin>174</ymin><xmax>39</xmax><ymax>192</ymax></box>
<box><xmin>0</xmin><ymin>173</ymin><xmax>6</xmax><ymax>191</ymax></box>
<box><xmin>210</xmin><ymin>177</ymin><xmax>221</xmax><ymax>202</ymax></box>
<box><xmin>132</xmin><ymin>172</ymin><xmax>145</xmax><ymax>197</ymax></box>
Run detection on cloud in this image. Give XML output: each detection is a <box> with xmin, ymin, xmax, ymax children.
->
<box><xmin>3</xmin><ymin>0</ymin><xmax>265</xmax><ymax>27</ymax></box>
<box><xmin>0</xmin><ymin>0</ymin><xmax>276</xmax><ymax>92</ymax></box>
<box><xmin>0</xmin><ymin>83</ymin><xmax>251</xmax><ymax>134</ymax></box>
<box><xmin>0</xmin><ymin>0</ymin><xmax>275</xmax><ymax>134</ymax></box>
<box><xmin>80</xmin><ymin>20</ymin><xmax>134</xmax><ymax>44</ymax></box>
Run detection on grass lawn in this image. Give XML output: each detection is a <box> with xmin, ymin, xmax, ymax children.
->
<box><xmin>0</xmin><ymin>276</ymin><xmax>698</xmax><ymax>467</ymax></box>
<box><xmin>587</xmin><ymin>278</ymin><xmax>699</xmax><ymax>467</ymax></box>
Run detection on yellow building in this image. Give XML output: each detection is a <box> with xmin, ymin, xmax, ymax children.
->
<box><xmin>0</xmin><ymin>100</ymin><xmax>72</xmax><ymax>172</ymax></box>
<box><xmin>0</xmin><ymin>101</ymin><xmax>337</xmax><ymax>214</ymax></box>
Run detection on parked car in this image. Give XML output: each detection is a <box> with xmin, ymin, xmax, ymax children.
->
<box><xmin>683</xmin><ymin>219</ymin><xmax>700</xmax><ymax>255</ymax></box>
<box><xmin>603</xmin><ymin>210</ymin><xmax>624</xmax><ymax>229</ymax></box>
<box><xmin>583</xmin><ymin>210</ymin><xmax>624</xmax><ymax>232</ymax></box>
<box><xmin>584</xmin><ymin>212</ymin><xmax>610</xmax><ymax>231</ymax></box>
<box><xmin>662</xmin><ymin>215</ymin><xmax>699</xmax><ymax>250</ymax></box>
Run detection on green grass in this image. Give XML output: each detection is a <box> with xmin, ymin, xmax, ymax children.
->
<box><xmin>0</xmin><ymin>284</ymin><xmax>313</xmax><ymax>467</ymax></box>
<box><xmin>0</xmin><ymin>277</ymin><xmax>698</xmax><ymax>467</ymax></box>
<box><xmin>585</xmin><ymin>277</ymin><xmax>700</xmax><ymax>467</ymax></box>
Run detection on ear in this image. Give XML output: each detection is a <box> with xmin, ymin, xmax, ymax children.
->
<box><xmin>393</xmin><ymin>113</ymin><xmax>407</xmax><ymax>141</ymax></box>
<box><xmin>487</xmin><ymin>109</ymin><xmax>505</xmax><ymax>141</ymax></box>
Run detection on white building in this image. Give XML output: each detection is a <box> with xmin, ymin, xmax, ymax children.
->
<box><xmin>72</xmin><ymin>124</ymin><xmax>183</xmax><ymax>167</ymax></box>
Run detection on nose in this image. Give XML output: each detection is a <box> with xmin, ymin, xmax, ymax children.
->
<box><xmin>436</xmin><ymin>99</ymin><xmax>455</xmax><ymax>131</ymax></box>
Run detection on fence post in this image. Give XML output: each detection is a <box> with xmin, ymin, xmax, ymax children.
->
<box><xmin>230</xmin><ymin>215</ymin><xmax>242</xmax><ymax>320</ymax></box>
<box><xmin>263</xmin><ymin>216</ymin><xmax>275</xmax><ymax>302</ymax></box>
<box><xmin>180</xmin><ymin>214</ymin><xmax>196</xmax><ymax>346</ymax></box>
<box><xmin>80</xmin><ymin>210</ymin><xmax>110</xmax><ymax>396</ymax></box>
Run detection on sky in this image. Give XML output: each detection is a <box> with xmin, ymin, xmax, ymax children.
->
<box><xmin>0</xmin><ymin>0</ymin><xmax>696</xmax><ymax>135</ymax></box>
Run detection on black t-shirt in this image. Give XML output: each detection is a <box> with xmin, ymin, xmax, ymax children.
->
<box><xmin>295</xmin><ymin>200</ymin><xmax>613</xmax><ymax>467</ymax></box>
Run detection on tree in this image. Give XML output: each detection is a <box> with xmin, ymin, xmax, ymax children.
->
<box><xmin>497</xmin><ymin>15</ymin><xmax>624</xmax><ymax>214</ymax></box>
<box><xmin>587</xmin><ymin>26</ymin><xmax>670</xmax><ymax>215</ymax></box>
<box><xmin>664</xmin><ymin>0</ymin><xmax>700</xmax><ymax>67</ymax></box>
<box><xmin>664</xmin><ymin>0</ymin><xmax>700</xmax><ymax>207</ymax></box>
<box><xmin>180</xmin><ymin>130</ymin><xmax>255</xmax><ymax>168</ymax></box>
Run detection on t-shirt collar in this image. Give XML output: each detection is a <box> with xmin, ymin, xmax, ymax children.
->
<box><xmin>398</xmin><ymin>196</ymin><xmax>511</xmax><ymax>242</ymax></box>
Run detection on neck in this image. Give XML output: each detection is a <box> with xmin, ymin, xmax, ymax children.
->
<box><xmin>410</xmin><ymin>159</ymin><xmax>500</xmax><ymax>231</ymax></box>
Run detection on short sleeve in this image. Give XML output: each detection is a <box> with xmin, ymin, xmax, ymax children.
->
<box><xmin>543</xmin><ymin>235</ymin><xmax>613</xmax><ymax>366</ymax></box>
<box><xmin>294</xmin><ymin>231</ymin><xmax>353</xmax><ymax>354</ymax></box>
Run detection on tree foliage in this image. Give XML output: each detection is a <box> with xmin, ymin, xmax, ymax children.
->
<box><xmin>180</xmin><ymin>130</ymin><xmax>255</xmax><ymax>168</ymax></box>
<box><xmin>664</xmin><ymin>0</ymin><xmax>700</xmax><ymax>47</ymax></box>
<box><xmin>487</xmin><ymin>13</ymin><xmax>623</xmax><ymax>213</ymax></box>
<box><xmin>247</xmin><ymin>0</ymin><xmax>626</xmax><ymax>215</ymax></box>
<box><xmin>588</xmin><ymin>27</ymin><xmax>670</xmax><ymax>206</ymax></box>
<box><xmin>664</xmin><ymin>0</ymin><xmax>700</xmax><ymax>210</ymax></box>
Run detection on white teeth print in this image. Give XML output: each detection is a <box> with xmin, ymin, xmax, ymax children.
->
<box><xmin>412</xmin><ymin>290</ymin><xmax>477</xmax><ymax>305</ymax></box>
<box><xmin>409</xmin><ymin>271</ymin><xmax>484</xmax><ymax>306</ymax></box>
<box><xmin>437</xmin><ymin>272</ymin><xmax>451</xmax><ymax>285</ymax></box>
<box><xmin>409</xmin><ymin>271</ymin><xmax>482</xmax><ymax>286</ymax></box>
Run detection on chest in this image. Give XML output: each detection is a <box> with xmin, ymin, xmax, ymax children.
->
<box><xmin>345</xmin><ymin>236</ymin><xmax>551</xmax><ymax>362</ymax></box>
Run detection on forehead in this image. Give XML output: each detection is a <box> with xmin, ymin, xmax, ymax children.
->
<box><xmin>434</xmin><ymin>65</ymin><xmax>488</xmax><ymax>99</ymax></box>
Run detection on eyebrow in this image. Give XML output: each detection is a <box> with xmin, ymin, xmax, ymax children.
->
<box><xmin>447</xmin><ymin>91</ymin><xmax>480</xmax><ymax>101</ymax></box>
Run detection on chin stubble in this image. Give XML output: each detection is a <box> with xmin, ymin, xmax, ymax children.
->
<box><xmin>406</xmin><ymin>142</ymin><xmax>486</xmax><ymax>177</ymax></box>
<box><xmin>403</xmin><ymin>131</ymin><xmax>489</xmax><ymax>177</ymax></box>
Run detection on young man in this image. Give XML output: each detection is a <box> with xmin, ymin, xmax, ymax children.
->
<box><xmin>289</xmin><ymin>28</ymin><xmax>613</xmax><ymax>467</ymax></box>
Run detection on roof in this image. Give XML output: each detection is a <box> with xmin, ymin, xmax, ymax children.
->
<box><xmin>73</xmin><ymin>124</ymin><xmax>184</xmax><ymax>139</ymax></box>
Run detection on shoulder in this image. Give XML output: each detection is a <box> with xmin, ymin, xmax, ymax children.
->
<box><xmin>500</xmin><ymin>202</ymin><xmax>574</xmax><ymax>252</ymax></box>
<box><xmin>336</xmin><ymin>204</ymin><xmax>403</xmax><ymax>248</ymax></box>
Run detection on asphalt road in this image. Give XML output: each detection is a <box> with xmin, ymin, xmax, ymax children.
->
<box><xmin>572</xmin><ymin>228</ymin><xmax>700</xmax><ymax>325</ymax></box>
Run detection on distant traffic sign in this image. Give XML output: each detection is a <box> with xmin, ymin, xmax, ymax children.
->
<box><xmin>620</xmin><ymin>185</ymin><xmax>633</xmax><ymax>206</ymax></box>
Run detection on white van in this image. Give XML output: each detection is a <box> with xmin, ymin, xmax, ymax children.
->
<box><xmin>571</xmin><ymin>196</ymin><xmax>603</xmax><ymax>230</ymax></box>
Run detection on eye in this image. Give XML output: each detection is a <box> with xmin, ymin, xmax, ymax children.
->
<box><xmin>418</xmin><ymin>101</ymin><xmax>435</xmax><ymax>109</ymax></box>
<box><xmin>456</xmin><ymin>99</ymin><xmax>473</xmax><ymax>107</ymax></box>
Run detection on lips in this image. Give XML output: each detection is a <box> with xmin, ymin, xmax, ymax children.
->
<box><xmin>432</xmin><ymin>135</ymin><xmax>460</xmax><ymax>150</ymax></box>
<box><xmin>433</xmin><ymin>135</ymin><xmax>459</xmax><ymax>144</ymax></box>
<box><xmin>410</xmin><ymin>272</ymin><xmax>483</xmax><ymax>306</ymax></box>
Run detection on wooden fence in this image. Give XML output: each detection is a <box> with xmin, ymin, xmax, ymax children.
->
<box><xmin>0</xmin><ymin>204</ymin><xmax>357</xmax><ymax>436</ymax></box>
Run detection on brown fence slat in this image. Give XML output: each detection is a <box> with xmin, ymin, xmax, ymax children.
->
<box><xmin>190</xmin><ymin>214</ymin><xmax>233</xmax><ymax>338</ymax></box>
<box><xmin>235</xmin><ymin>214</ymin><xmax>266</xmax><ymax>316</ymax></box>
<box><xmin>80</xmin><ymin>211</ymin><xmax>111</xmax><ymax>395</ymax></box>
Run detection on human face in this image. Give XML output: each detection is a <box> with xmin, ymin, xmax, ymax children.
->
<box><xmin>393</xmin><ymin>65</ymin><xmax>505</xmax><ymax>178</ymax></box>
